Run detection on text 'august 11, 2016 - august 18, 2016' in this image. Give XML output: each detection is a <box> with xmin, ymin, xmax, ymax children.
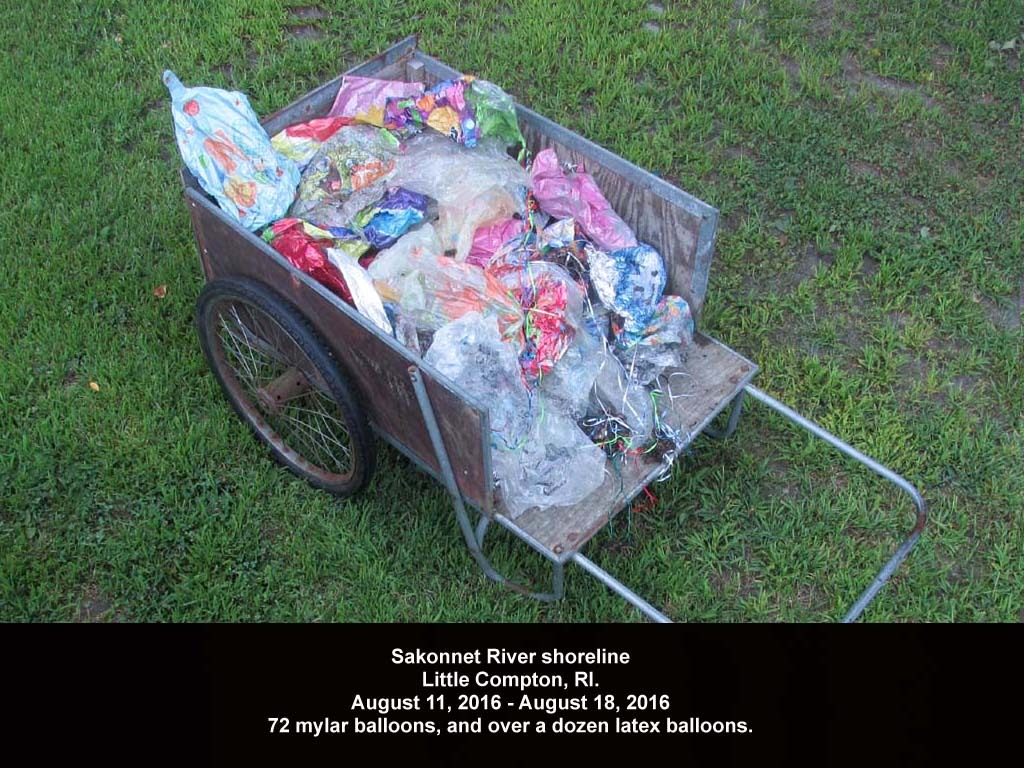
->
<box><xmin>265</xmin><ymin>648</ymin><xmax>753</xmax><ymax>737</ymax></box>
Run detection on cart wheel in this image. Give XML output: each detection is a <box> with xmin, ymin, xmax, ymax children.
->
<box><xmin>196</xmin><ymin>277</ymin><xmax>375</xmax><ymax>496</ymax></box>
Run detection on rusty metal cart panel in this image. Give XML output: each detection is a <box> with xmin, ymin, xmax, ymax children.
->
<box><xmin>180</xmin><ymin>37</ymin><xmax>926</xmax><ymax>622</ymax></box>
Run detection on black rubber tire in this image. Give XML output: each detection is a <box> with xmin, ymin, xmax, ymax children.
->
<box><xmin>195</xmin><ymin>276</ymin><xmax>375</xmax><ymax>496</ymax></box>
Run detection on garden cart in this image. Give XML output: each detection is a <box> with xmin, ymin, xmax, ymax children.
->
<box><xmin>180</xmin><ymin>37</ymin><xmax>927</xmax><ymax>622</ymax></box>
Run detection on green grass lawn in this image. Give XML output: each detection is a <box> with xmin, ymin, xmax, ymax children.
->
<box><xmin>1</xmin><ymin>0</ymin><xmax>1020</xmax><ymax>622</ymax></box>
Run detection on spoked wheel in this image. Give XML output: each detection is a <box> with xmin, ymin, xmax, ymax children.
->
<box><xmin>196</xmin><ymin>277</ymin><xmax>375</xmax><ymax>496</ymax></box>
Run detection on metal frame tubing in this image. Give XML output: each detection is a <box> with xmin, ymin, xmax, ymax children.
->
<box><xmin>409</xmin><ymin>367</ymin><xmax>563</xmax><ymax>602</ymax></box>
<box><xmin>571</xmin><ymin>554</ymin><xmax>672</xmax><ymax>623</ymax></box>
<box><xmin>742</xmin><ymin>386</ymin><xmax>928</xmax><ymax>622</ymax></box>
<box><xmin>704</xmin><ymin>389</ymin><xmax>746</xmax><ymax>440</ymax></box>
<box><xmin>409</xmin><ymin>367</ymin><xmax>926</xmax><ymax>623</ymax></box>
<box><xmin>491</xmin><ymin>514</ymin><xmax>669</xmax><ymax>623</ymax></box>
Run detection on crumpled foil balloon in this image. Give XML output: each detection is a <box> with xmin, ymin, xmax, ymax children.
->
<box><xmin>262</xmin><ymin>218</ymin><xmax>356</xmax><ymax>303</ymax></box>
<box><xmin>529</xmin><ymin>148</ymin><xmax>637</xmax><ymax>252</ymax></box>
<box><xmin>288</xmin><ymin>125</ymin><xmax>402</xmax><ymax>230</ymax></box>
<box><xmin>164</xmin><ymin>70</ymin><xmax>300</xmax><ymax>231</ymax></box>
<box><xmin>589</xmin><ymin>243</ymin><xmax>667</xmax><ymax>339</ymax></box>
<box><xmin>466</xmin><ymin>217</ymin><xmax>528</xmax><ymax>268</ymax></box>
<box><xmin>384</xmin><ymin>76</ymin><xmax>524</xmax><ymax>150</ymax></box>
<box><xmin>612</xmin><ymin>295</ymin><xmax>694</xmax><ymax>384</ymax></box>
<box><xmin>328</xmin><ymin>75</ymin><xmax>426</xmax><ymax>127</ymax></box>
<box><xmin>349</xmin><ymin>187</ymin><xmax>430</xmax><ymax>250</ymax></box>
<box><xmin>495</xmin><ymin>262</ymin><xmax>585</xmax><ymax>383</ymax></box>
<box><xmin>271</xmin><ymin>116</ymin><xmax>354</xmax><ymax>170</ymax></box>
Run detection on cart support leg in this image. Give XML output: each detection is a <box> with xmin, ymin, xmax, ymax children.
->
<box><xmin>409</xmin><ymin>366</ymin><xmax>563</xmax><ymax>603</ymax></box>
<box><xmin>743</xmin><ymin>385</ymin><xmax>928</xmax><ymax>622</ymax></box>
<box><xmin>705</xmin><ymin>389</ymin><xmax>745</xmax><ymax>440</ymax></box>
<box><xmin>475</xmin><ymin>516</ymin><xmax>565</xmax><ymax>601</ymax></box>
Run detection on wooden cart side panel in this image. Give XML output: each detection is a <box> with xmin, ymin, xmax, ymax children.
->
<box><xmin>412</xmin><ymin>51</ymin><xmax>719</xmax><ymax>322</ymax></box>
<box><xmin>518</xmin><ymin>122</ymin><xmax>711</xmax><ymax>319</ymax></box>
<box><xmin>184</xmin><ymin>191</ymin><xmax>493</xmax><ymax>512</ymax></box>
<box><xmin>183</xmin><ymin>169</ymin><xmax>214</xmax><ymax>280</ymax></box>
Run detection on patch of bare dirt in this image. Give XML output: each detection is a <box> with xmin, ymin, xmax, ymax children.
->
<box><xmin>741</xmin><ymin>242</ymin><xmax>834</xmax><ymax>306</ymax></box>
<box><xmin>700</xmin><ymin>119</ymin><xmax>724</xmax><ymax>147</ymax></box>
<box><xmin>789</xmin><ymin>583</ymin><xmax>829</xmax><ymax>612</ymax></box>
<box><xmin>899</xmin><ymin>355</ymin><xmax>930</xmax><ymax>386</ymax></box>
<box><xmin>581</xmin><ymin>88</ymin><xmax>597</xmax><ymax>119</ymax></box>
<box><xmin>261</xmin><ymin>523</ymin><xmax>281</xmax><ymax>545</ymax></box>
<box><xmin>912</xmin><ymin>135</ymin><xmax>940</xmax><ymax>158</ymax></box>
<box><xmin>949</xmin><ymin>374</ymin><xmax>982</xmax><ymax>394</ymax></box>
<box><xmin>722</xmin><ymin>144</ymin><xmax>761</xmax><ymax>163</ymax></box>
<box><xmin>812</xmin><ymin>0</ymin><xmax>837</xmax><ymax>36</ymax></box>
<box><xmin>796</xmin><ymin>243</ymin><xmax>835</xmax><ymax>283</ymax></box>
<box><xmin>62</xmin><ymin>356</ymin><xmax>84</xmax><ymax>388</ymax></box>
<box><xmin>76</xmin><ymin>586</ymin><xmax>122</xmax><ymax>622</ymax></box>
<box><xmin>243</xmin><ymin>38</ymin><xmax>260</xmax><ymax>67</ymax></box>
<box><xmin>840</xmin><ymin>53</ymin><xmax>941</xmax><ymax>110</ymax></box>
<box><xmin>981</xmin><ymin>293</ymin><xmax>1023</xmax><ymax>332</ymax></box>
<box><xmin>906</xmin><ymin>194</ymin><xmax>933</xmax><ymax>214</ymax></box>
<box><xmin>887</xmin><ymin>310</ymin><xmax>911</xmax><ymax>330</ymax></box>
<box><xmin>924</xmin><ymin>330</ymin><xmax>969</xmax><ymax>356</ymax></box>
<box><xmin>849</xmin><ymin>160</ymin><xmax>882</xmax><ymax>178</ymax></box>
<box><xmin>289</xmin><ymin>6</ymin><xmax>326</xmax><ymax>21</ymax></box>
<box><xmin>942</xmin><ymin>555</ymin><xmax>986</xmax><ymax>587</ymax></box>
<box><xmin>861</xmin><ymin>253</ymin><xmax>880</xmax><ymax>278</ymax></box>
<box><xmin>780</xmin><ymin>54</ymin><xmax>801</xmax><ymax>84</ymax></box>
<box><xmin>710</xmin><ymin>568</ymin><xmax>763</xmax><ymax>600</ymax></box>
<box><xmin>932</xmin><ymin>42</ymin><xmax>954</xmax><ymax>73</ymax></box>
<box><xmin>285</xmin><ymin>24</ymin><xmax>325</xmax><ymax>41</ymax></box>
<box><xmin>838</xmin><ymin>316</ymin><xmax>867</xmax><ymax>356</ymax></box>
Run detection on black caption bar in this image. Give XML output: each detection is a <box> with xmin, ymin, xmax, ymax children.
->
<box><xmin>203</xmin><ymin>623</ymin><xmax>947</xmax><ymax>762</ymax></box>
<box><xmin>9</xmin><ymin>625</ymin><xmax>1020</xmax><ymax>764</ymax></box>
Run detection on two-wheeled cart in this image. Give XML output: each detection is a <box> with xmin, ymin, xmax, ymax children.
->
<box><xmin>180</xmin><ymin>37</ymin><xmax>926</xmax><ymax>622</ymax></box>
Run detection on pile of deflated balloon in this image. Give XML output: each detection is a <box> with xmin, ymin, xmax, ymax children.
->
<box><xmin>166</xmin><ymin>68</ymin><xmax>695</xmax><ymax>517</ymax></box>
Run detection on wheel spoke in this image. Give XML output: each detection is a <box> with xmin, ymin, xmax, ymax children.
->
<box><xmin>283</xmin><ymin>403</ymin><xmax>351</xmax><ymax>441</ymax></box>
<box><xmin>239</xmin><ymin>302</ymin><xmax>296</xmax><ymax>369</ymax></box>
<box><xmin>310</xmin><ymin>392</ymin><xmax>353</xmax><ymax>455</ymax></box>
<box><xmin>277</xmin><ymin>408</ymin><xmax>350</xmax><ymax>471</ymax></box>
<box><xmin>234</xmin><ymin>303</ymin><xmax>331</xmax><ymax>396</ymax></box>
<box><xmin>209</xmin><ymin>295</ymin><xmax>355</xmax><ymax>480</ymax></box>
<box><xmin>229</xmin><ymin>305</ymin><xmax>279</xmax><ymax>384</ymax></box>
<box><xmin>219</xmin><ymin>317</ymin><xmax>260</xmax><ymax>389</ymax></box>
<box><xmin>282</xmin><ymin>399</ymin><xmax>350</xmax><ymax>456</ymax></box>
